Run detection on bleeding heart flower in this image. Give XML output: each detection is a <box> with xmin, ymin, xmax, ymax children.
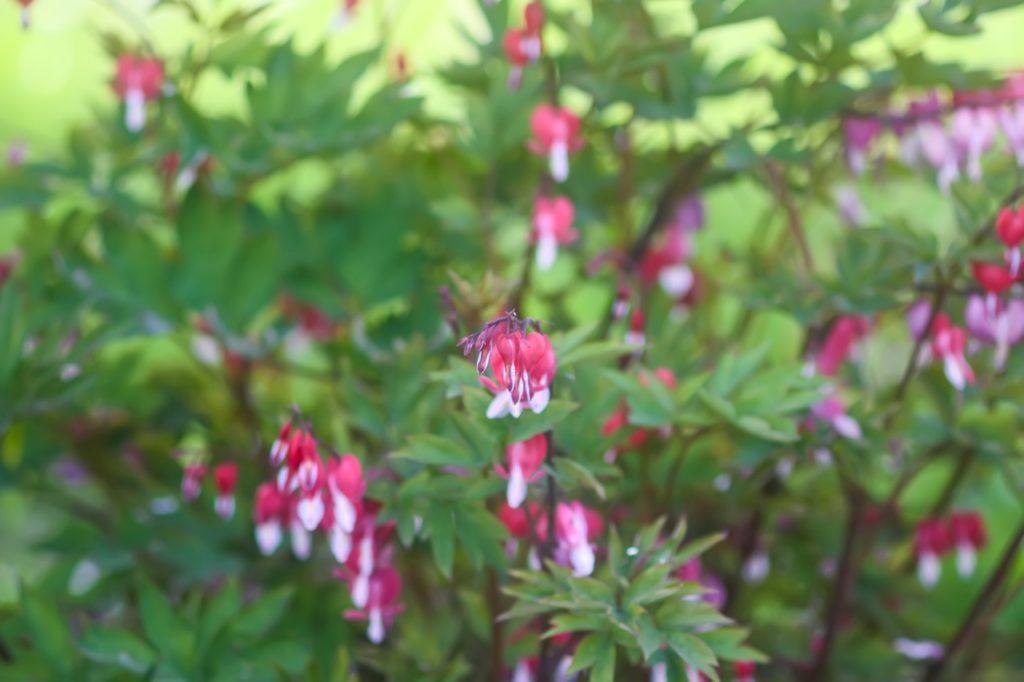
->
<box><xmin>914</xmin><ymin>518</ymin><xmax>951</xmax><ymax>589</ymax></box>
<box><xmin>532</xmin><ymin>196</ymin><xmax>577</xmax><ymax>270</ymax></box>
<box><xmin>964</xmin><ymin>295</ymin><xmax>1024</xmax><ymax>369</ymax></box>
<box><xmin>213</xmin><ymin>462</ymin><xmax>238</xmax><ymax>520</ymax></box>
<box><xmin>972</xmin><ymin>261</ymin><xmax>1015</xmax><ymax>295</ymax></box>
<box><xmin>528</xmin><ymin>104</ymin><xmax>583</xmax><ymax>182</ymax></box>
<box><xmin>843</xmin><ymin>116</ymin><xmax>884</xmax><ymax>174</ymax></box>
<box><xmin>930</xmin><ymin>314</ymin><xmax>975</xmax><ymax>391</ymax></box>
<box><xmin>113</xmin><ymin>55</ymin><xmax>165</xmax><ymax>132</ymax></box>
<box><xmin>254</xmin><ymin>482</ymin><xmax>287</xmax><ymax>556</ymax></box>
<box><xmin>496</xmin><ymin>434</ymin><xmax>547</xmax><ymax>508</ymax></box>
<box><xmin>181</xmin><ymin>463</ymin><xmax>206</xmax><ymax>503</ymax></box>
<box><xmin>948</xmin><ymin>510</ymin><xmax>987</xmax><ymax>578</ymax></box>
<box><xmin>814</xmin><ymin>315</ymin><xmax>870</xmax><ymax>376</ymax></box>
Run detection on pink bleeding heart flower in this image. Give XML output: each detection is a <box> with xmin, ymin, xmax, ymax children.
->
<box><xmin>554</xmin><ymin>501</ymin><xmax>602</xmax><ymax>576</ymax></box>
<box><xmin>181</xmin><ymin>463</ymin><xmax>206</xmax><ymax>503</ymax></box>
<box><xmin>843</xmin><ymin>116</ymin><xmax>884</xmax><ymax>174</ymax></box>
<box><xmin>964</xmin><ymin>295</ymin><xmax>1024</xmax><ymax>369</ymax></box>
<box><xmin>528</xmin><ymin>104</ymin><xmax>583</xmax><ymax>182</ymax></box>
<box><xmin>213</xmin><ymin>462</ymin><xmax>238</xmax><ymax>520</ymax></box>
<box><xmin>253</xmin><ymin>482</ymin><xmax>288</xmax><ymax>556</ymax></box>
<box><xmin>950</xmin><ymin>106</ymin><xmax>998</xmax><ymax>183</ymax></box>
<box><xmin>639</xmin><ymin>226</ymin><xmax>694</xmax><ymax>298</ymax></box>
<box><xmin>996</xmin><ymin>205</ymin><xmax>1024</xmax><ymax>275</ymax></box>
<box><xmin>269</xmin><ymin>421</ymin><xmax>292</xmax><ymax>467</ymax></box>
<box><xmin>972</xmin><ymin>261</ymin><xmax>1015</xmax><ymax>296</ymax></box>
<box><xmin>930</xmin><ymin>314</ymin><xmax>975</xmax><ymax>391</ymax></box>
<box><xmin>814</xmin><ymin>315</ymin><xmax>870</xmax><ymax>376</ymax></box>
<box><xmin>325</xmin><ymin>454</ymin><xmax>366</xmax><ymax>561</ymax></box>
<box><xmin>734</xmin><ymin>661</ymin><xmax>756</xmax><ymax>682</ymax></box>
<box><xmin>343</xmin><ymin>565</ymin><xmax>403</xmax><ymax>644</ymax></box>
<box><xmin>809</xmin><ymin>395</ymin><xmax>862</xmax><ymax>440</ymax></box>
<box><xmin>948</xmin><ymin>510</ymin><xmax>987</xmax><ymax>578</ymax></box>
<box><xmin>496</xmin><ymin>434</ymin><xmax>547</xmax><ymax>508</ymax></box>
<box><xmin>113</xmin><ymin>55</ymin><xmax>165</xmax><ymax>133</ymax></box>
<box><xmin>532</xmin><ymin>196</ymin><xmax>577</xmax><ymax>270</ymax></box>
<box><xmin>914</xmin><ymin>518</ymin><xmax>951</xmax><ymax>589</ymax></box>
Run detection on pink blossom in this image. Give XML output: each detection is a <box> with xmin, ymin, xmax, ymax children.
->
<box><xmin>254</xmin><ymin>482</ymin><xmax>287</xmax><ymax>556</ymax></box>
<box><xmin>181</xmin><ymin>463</ymin><xmax>206</xmax><ymax>503</ymax></box>
<box><xmin>343</xmin><ymin>565</ymin><xmax>403</xmax><ymax>643</ymax></box>
<box><xmin>948</xmin><ymin>510</ymin><xmax>987</xmax><ymax>578</ymax></box>
<box><xmin>843</xmin><ymin>116</ymin><xmax>884</xmax><ymax>174</ymax></box>
<box><xmin>814</xmin><ymin>315</ymin><xmax>870</xmax><ymax>376</ymax></box>
<box><xmin>964</xmin><ymin>295</ymin><xmax>1024</xmax><ymax>369</ymax></box>
<box><xmin>467</xmin><ymin>324</ymin><xmax>556</xmax><ymax>419</ymax></box>
<box><xmin>914</xmin><ymin>518</ymin><xmax>951</xmax><ymax>588</ymax></box>
<box><xmin>639</xmin><ymin>227</ymin><xmax>695</xmax><ymax>298</ymax></box>
<box><xmin>997</xmin><ymin>205</ymin><xmax>1024</xmax><ymax>274</ymax></box>
<box><xmin>810</xmin><ymin>395</ymin><xmax>862</xmax><ymax>440</ymax></box>
<box><xmin>532</xmin><ymin>196</ymin><xmax>577</xmax><ymax>270</ymax></box>
<box><xmin>213</xmin><ymin>462</ymin><xmax>238</xmax><ymax>520</ymax></box>
<box><xmin>555</xmin><ymin>501</ymin><xmax>601</xmax><ymax>576</ymax></box>
<box><xmin>931</xmin><ymin>314</ymin><xmax>975</xmax><ymax>391</ymax></box>
<box><xmin>496</xmin><ymin>434</ymin><xmax>547</xmax><ymax>508</ymax></box>
<box><xmin>113</xmin><ymin>55</ymin><xmax>165</xmax><ymax>132</ymax></box>
<box><xmin>528</xmin><ymin>104</ymin><xmax>583</xmax><ymax>182</ymax></box>
<box><xmin>950</xmin><ymin>107</ymin><xmax>997</xmax><ymax>182</ymax></box>
<box><xmin>999</xmin><ymin>102</ymin><xmax>1024</xmax><ymax>166</ymax></box>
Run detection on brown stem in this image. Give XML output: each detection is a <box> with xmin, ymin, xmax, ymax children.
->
<box><xmin>487</xmin><ymin>567</ymin><xmax>505</xmax><ymax>681</ymax></box>
<box><xmin>764</xmin><ymin>161</ymin><xmax>814</xmax><ymax>273</ymax></box>
<box><xmin>805</xmin><ymin>485</ymin><xmax>867</xmax><ymax>681</ymax></box>
<box><xmin>921</xmin><ymin>518</ymin><xmax>1024</xmax><ymax>681</ymax></box>
<box><xmin>536</xmin><ymin>430</ymin><xmax>560</xmax><ymax>682</ymax></box>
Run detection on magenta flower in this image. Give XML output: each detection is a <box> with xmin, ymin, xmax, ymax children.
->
<box><xmin>113</xmin><ymin>55</ymin><xmax>165</xmax><ymax>132</ymax></box>
<box><xmin>914</xmin><ymin>518</ymin><xmax>951</xmax><ymax>589</ymax></box>
<box><xmin>810</xmin><ymin>395</ymin><xmax>862</xmax><ymax>440</ymax></box>
<box><xmin>964</xmin><ymin>295</ymin><xmax>1024</xmax><ymax>369</ymax></box>
<box><xmin>948</xmin><ymin>510</ymin><xmax>987</xmax><ymax>578</ymax></box>
<box><xmin>528</xmin><ymin>104</ymin><xmax>583</xmax><ymax>182</ymax></box>
<box><xmin>181</xmin><ymin>463</ymin><xmax>206</xmax><ymax>503</ymax></box>
<box><xmin>532</xmin><ymin>196</ymin><xmax>577</xmax><ymax>270</ymax></box>
<box><xmin>465</xmin><ymin>323</ymin><xmax>556</xmax><ymax>419</ymax></box>
<box><xmin>950</xmin><ymin>107</ymin><xmax>998</xmax><ymax>182</ymax></box>
<box><xmin>496</xmin><ymin>434</ymin><xmax>547</xmax><ymax>508</ymax></box>
<box><xmin>814</xmin><ymin>315</ymin><xmax>870</xmax><ymax>376</ymax></box>
<box><xmin>213</xmin><ymin>462</ymin><xmax>238</xmax><ymax>520</ymax></box>
<box><xmin>554</xmin><ymin>501</ymin><xmax>601</xmax><ymax>576</ymax></box>
<box><xmin>843</xmin><ymin>116</ymin><xmax>883</xmax><ymax>174</ymax></box>
<box><xmin>253</xmin><ymin>482</ymin><xmax>287</xmax><ymax>556</ymax></box>
<box><xmin>343</xmin><ymin>565</ymin><xmax>403</xmax><ymax>643</ymax></box>
<box><xmin>931</xmin><ymin>315</ymin><xmax>975</xmax><ymax>391</ymax></box>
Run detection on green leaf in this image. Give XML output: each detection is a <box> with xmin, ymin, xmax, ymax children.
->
<box><xmin>20</xmin><ymin>587</ymin><xmax>75</xmax><ymax>674</ymax></box>
<box><xmin>79</xmin><ymin>627</ymin><xmax>155</xmax><ymax>675</ymax></box>
<box><xmin>197</xmin><ymin>578</ymin><xmax>242</xmax><ymax>658</ymax></box>
<box><xmin>230</xmin><ymin>586</ymin><xmax>293</xmax><ymax>641</ymax></box>
<box><xmin>137</xmin><ymin>576</ymin><xmax>193</xmax><ymax>668</ymax></box>
<box><xmin>591</xmin><ymin>641</ymin><xmax>617</xmax><ymax>682</ymax></box>
<box><xmin>427</xmin><ymin>504</ymin><xmax>456</xmax><ymax>578</ymax></box>
<box><xmin>668</xmin><ymin>632</ymin><xmax>717</xmax><ymax>675</ymax></box>
<box><xmin>556</xmin><ymin>458</ymin><xmax>607</xmax><ymax>500</ymax></box>
<box><xmin>508</xmin><ymin>400</ymin><xmax>579</xmax><ymax>441</ymax></box>
<box><xmin>393</xmin><ymin>434</ymin><xmax>484</xmax><ymax>468</ymax></box>
<box><xmin>566</xmin><ymin>632</ymin><xmax>608</xmax><ymax>673</ymax></box>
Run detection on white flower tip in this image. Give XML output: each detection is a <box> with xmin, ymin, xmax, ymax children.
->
<box><xmin>529</xmin><ymin>388</ymin><xmax>550</xmax><ymax>414</ymax></box>
<box><xmin>570</xmin><ymin>543</ymin><xmax>595</xmax><ymax>577</ymax></box>
<box><xmin>330</xmin><ymin>528</ymin><xmax>352</xmax><ymax>563</ymax></box>
<box><xmin>256</xmin><ymin>522</ymin><xmax>282</xmax><ymax>556</ymax></box>
<box><xmin>291</xmin><ymin>525</ymin><xmax>312</xmax><ymax>560</ymax></box>
<box><xmin>125</xmin><ymin>89</ymin><xmax>146</xmax><ymax>133</ymax></box>
<box><xmin>297</xmin><ymin>495</ymin><xmax>325</xmax><ymax>531</ymax></box>
<box><xmin>351</xmin><ymin>575</ymin><xmax>370</xmax><ymax>609</ymax></box>
<box><xmin>658</xmin><ymin>265</ymin><xmax>695</xmax><ymax>297</ymax></box>
<box><xmin>367</xmin><ymin>608</ymin><xmax>385</xmax><ymax>643</ymax></box>
<box><xmin>507</xmin><ymin>464</ymin><xmax>527</xmax><ymax>508</ymax></box>
<box><xmin>918</xmin><ymin>552</ymin><xmax>941</xmax><ymax>589</ymax></box>
<box><xmin>536</xmin><ymin>235</ymin><xmax>558</xmax><ymax>270</ymax></box>
<box><xmin>215</xmin><ymin>495</ymin><xmax>235</xmax><ymax>520</ymax></box>
<box><xmin>549</xmin><ymin>142</ymin><xmax>569</xmax><ymax>182</ymax></box>
<box><xmin>956</xmin><ymin>544</ymin><xmax>976</xmax><ymax>578</ymax></box>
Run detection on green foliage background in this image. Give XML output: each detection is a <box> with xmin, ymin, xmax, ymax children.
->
<box><xmin>1</xmin><ymin>0</ymin><xmax>1024</xmax><ymax>680</ymax></box>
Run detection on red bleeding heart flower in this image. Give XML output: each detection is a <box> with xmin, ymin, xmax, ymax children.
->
<box><xmin>914</xmin><ymin>518</ymin><xmax>952</xmax><ymax>588</ymax></box>
<box><xmin>948</xmin><ymin>510</ymin><xmax>987</xmax><ymax>578</ymax></box>
<box><xmin>113</xmin><ymin>55</ymin><xmax>165</xmax><ymax>132</ymax></box>
<box><xmin>213</xmin><ymin>462</ymin><xmax>238</xmax><ymax>520</ymax></box>
<box><xmin>972</xmin><ymin>261</ymin><xmax>1015</xmax><ymax>295</ymax></box>
<box><xmin>532</xmin><ymin>195</ymin><xmax>577</xmax><ymax>270</ymax></box>
<box><xmin>496</xmin><ymin>434</ymin><xmax>547</xmax><ymax>508</ymax></box>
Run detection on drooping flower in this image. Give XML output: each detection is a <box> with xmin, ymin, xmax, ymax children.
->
<box><xmin>554</xmin><ymin>501</ymin><xmax>601</xmax><ymax>576</ymax></box>
<box><xmin>213</xmin><ymin>462</ymin><xmax>239</xmax><ymax>520</ymax></box>
<box><xmin>15</xmin><ymin>0</ymin><xmax>33</xmax><ymax>29</ymax></box>
<box><xmin>325</xmin><ymin>454</ymin><xmax>366</xmax><ymax>561</ymax></box>
<box><xmin>625</xmin><ymin>308</ymin><xmax>646</xmax><ymax>348</ymax></box>
<box><xmin>113</xmin><ymin>55</ymin><xmax>165</xmax><ymax>133</ymax></box>
<box><xmin>950</xmin><ymin>107</ymin><xmax>998</xmax><ymax>182</ymax></box>
<box><xmin>496</xmin><ymin>434</ymin><xmax>547</xmax><ymax>508</ymax></box>
<box><xmin>181</xmin><ymin>463</ymin><xmax>206</xmax><ymax>503</ymax></box>
<box><xmin>843</xmin><ymin>116</ymin><xmax>884</xmax><ymax>174</ymax></box>
<box><xmin>964</xmin><ymin>295</ymin><xmax>1024</xmax><ymax>369</ymax></box>
<box><xmin>254</xmin><ymin>482</ymin><xmax>287</xmax><ymax>556</ymax></box>
<box><xmin>971</xmin><ymin>261</ymin><xmax>1015</xmax><ymax>297</ymax></box>
<box><xmin>343</xmin><ymin>565</ymin><xmax>403</xmax><ymax>643</ymax></box>
<box><xmin>734</xmin><ymin>661</ymin><xmax>757</xmax><ymax>682</ymax></box>
<box><xmin>814</xmin><ymin>315</ymin><xmax>870</xmax><ymax>376</ymax></box>
<box><xmin>528</xmin><ymin>104</ymin><xmax>584</xmax><ymax>182</ymax></box>
<box><xmin>809</xmin><ymin>395</ymin><xmax>862</xmax><ymax>440</ymax></box>
<box><xmin>532</xmin><ymin>196</ymin><xmax>577</xmax><ymax>270</ymax></box>
<box><xmin>914</xmin><ymin>518</ymin><xmax>951</xmax><ymax>588</ymax></box>
<box><xmin>639</xmin><ymin>224</ymin><xmax>695</xmax><ymax>298</ymax></box>
<box><xmin>269</xmin><ymin>421</ymin><xmax>293</xmax><ymax>467</ymax></box>
<box><xmin>916</xmin><ymin>120</ymin><xmax>959</xmax><ymax>192</ymax></box>
<box><xmin>999</xmin><ymin>101</ymin><xmax>1024</xmax><ymax>166</ymax></box>
<box><xmin>948</xmin><ymin>510</ymin><xmax>987</xmax><ymax>578</ymax></box>
<box><xmin>332</xmin><ymin>0</ymin><xmax>360</xmax><ymax>30</ymax></box>
<box><xmin>996</xmin><ymin>205</ymin><xmax>1024</xmax><ymax>274</ymax></box>
<box><xmin>930</xmin><ymin>314</ymin><xmax>975</xmax><ymax>391</ymax></box>
<box><xmin>459</xmin><ymin>313</ymin><xmax>556</xmax><ymax>419</ymax></box>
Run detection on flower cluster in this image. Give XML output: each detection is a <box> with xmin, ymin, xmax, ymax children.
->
<box><xmin>504</xmin><ymin>1</ymin><xmax>545</xmax><ymax>90</ymax></box>
<box><xmin>843</xmin><ymin>78</ymin><xmax>1024</xmax><ymax>192</ymax></box>
<box><xmin>458</xmin><ymin>312</ymin><xmax>556</xmax><ymax>419</ymax></box>
<box><xmin>498</xmin><ymin>499</ymin><xmax>603</xmax><ymax>577</ymax></box>
<box><xmin>914</xmin><ymin>510</ymin><xmax>987</xmax><ymax>588</ymax></box>
<box><xmin>639</xmin><ymin>194</ymin><xmax>705</xmax><ymax>302</ymax></box>
<box><xmin>179</xmin><ymin>461</ymin><xmax>239</xmax><ymax>521</ymax></box>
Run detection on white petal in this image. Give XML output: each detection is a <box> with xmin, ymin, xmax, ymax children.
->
<box><xmin>742</xmin><ymin>552</ymin><xmax>770</xmax><ymax>584</ymax></box>
<box><xmin>894</xmin><ymin>638</ymin><xmax>944</xmax><ymax>660</ymax></box>
<box><xmin>330</xmin><ymin>527</ymin><xmax>352</xmax><ymax>563</ymax></box>
<box><xmin>334</xmin><ymin>494</ymin><xmax>357</xmax><ymax>533</ymax></box>
<box><xmin>570</xmin><ymin>543</ymin><xmax>595</xmax><ymax>577</ymax></box>
<box><xmin>351</xmin><ymin>573</ymin><xmax>370</xmax><ymax>609</ymax></box>
<box><xmin>550</xmin><ymin>141</ymin><xmax>569</xmax><ymax>182</ymax></box>
<box><xmin>512</xmin><ymin>661</ymin><xmax>533</xmax><ymax>682</ymax></box>
<box><xmin>297</xmin><ymin>495</ymin><xmax>325</xmax><ymax>531</ymax></box>
<box><xmin>944</xmin><ymin>356</ymin><xmax>966</xmax><ymax>391</ymax></box>
<box><xmin>290</xmin><ymin>523</ymin><xmax>312</xmax><ymax>560</ymax></box>
<box><xmin>256</xmin><ymin>522</ymin><xmax>282</xmax><ymax>555</ymax></box>
<box><xmin>658</xmin><ymin>264</ymin><xmax>695</xmax><ymax>297</ymax></box>
<box><xmin>486</xmin><ymin>391</ymin><xmax>512</xmax><ymax>419</ymax></box>
<box><xmin>832</xmin><ymin>414</ymin><xmax>862</xmax><ymax>440</ymax></box>
<box><xmin>956</xmin><ymin>544</ymin><xmax>976</xmax><ymax>578</ymax></box>
<box><xmin>918</xmin><ymin>552</ymin><xmax>941</xmax><ymax>589</ymax></box>
<box><xmin>529</xmin><ymin>388</ymin><xmax>550</xmax><ymax>414</ymax></box>
<box><xmin>625</xmin><ymin>331</ymin><xmax>645</xmax><ymax>347</ymax></box>
<box><xmin>215</xmin><ymin>494</ymin><xmax>235</xmax><ymax>520</ymax></box>
<box><xmin>650</xmin><ymin>663</ymin><xmax>668</xmax><ymax>682</ymax></box>
<box><xmin>125</xmin><ymin>89</ymin><xmax>146</xmax><ymax>132</ymax></box>
<box><xmin>536</xmin><ymin>234</ymin><xmax>558</xmax><ymax>270</ymax></box>
<box><xmin>358</xmin><ymin>536</ymin><xmax>375</xmax><ymax>577</ymax></box>
<box><xmin>507</xmin><ymin>463</ymin><xmax>527</xmax><ymax>508</ymax></box>
<box><xmin>367</xmin><ymin>607</ymin><xmax>385</xmax><ymax>643</ymax></box>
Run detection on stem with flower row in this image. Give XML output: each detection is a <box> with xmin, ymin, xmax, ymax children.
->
<box><xmin>922</xmin><ymin>517</ymin><xmax>1024</xmax><ymax>681</ymax></box>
